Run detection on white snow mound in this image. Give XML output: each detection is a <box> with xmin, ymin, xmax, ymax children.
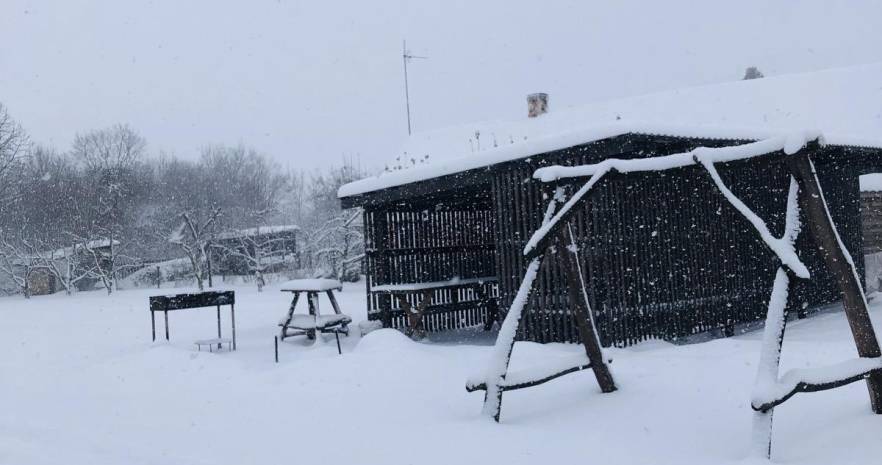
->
<box><xmin>356</xmin><ymin>328</ymin><xmax>416</xmax><ymax>352</ymax></box>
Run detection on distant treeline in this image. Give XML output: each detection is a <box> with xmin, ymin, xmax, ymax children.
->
<box><xmin>0</xmin><ymin>102</ymin><xmax>365</xmax><ymax>295</ymax></box>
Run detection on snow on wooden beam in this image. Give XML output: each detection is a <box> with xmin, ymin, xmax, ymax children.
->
<box><xmin>467</xmin><ymin>353</ymin><xmax>593</xmax><ymax>392</ymax></box>
<box><xmin>700</xmin><ymin>161</ymin><xmax>809</xmax><ymax>278</ymax></box>
<box><xmin>466</xmin><ymin>363</ymin><xmax>593</xmax><ymax>393</ymax></box>
<box><xmin>532</xmin><ymin>133</ymin><xmax>819</xmax><ymax>183</ymax></box>
<box><xmin>370</xmin><ymin>276</ymin><xmax>497</xmax><ymax>292</ymax></box>
<box><xmin>752</xmin><ymin>358</ymin><xmax>882</xmax><ymax>413</ymax></box>
<box><xmin>523</xmin><ymin>133</ymin><xmax>822</xmax><ymax>262</ymax></box>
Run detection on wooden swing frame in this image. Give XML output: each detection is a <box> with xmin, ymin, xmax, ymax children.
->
<box><xmin>467</xmin><ymin>137</ymin><xmax>882</xmax><ymax>456</ymax></box>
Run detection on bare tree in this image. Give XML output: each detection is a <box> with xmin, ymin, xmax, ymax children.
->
<box><xmin>34</xmin><ymin>244</ymin><xmax>96</xmax><ymax>295</ymax></box>
<box><xmin>199</xmin><ymin>144</ymin><xmax>285</xmax><ymax>230</ymax></box>
<box><xmin>0</xmin><ymin>103</ymin><xmax>29</xmax><ymax>218</ymax></box>
<box><xmin>71</xmin><ymin>124</ymin><xmax>145</xmax><ymax>172</ymax></box>
<box><xmin>306</xmin><ymin>209</ymin><xmax>364</xmax><ymax>281</ymax></box>
<box><xmin>213</xmin><ymin>227</ymin><xmax>291</xmax><ymax>292</ymax></box>
<box><xmin>0</xmin><ymin>235</ymin><xmax>41</xmax><ymax>298</ymax></box>
<box><xmin>169</xmin><ymin>209</ymin><xmax>222</xmax><ymax>291</ymax></box>
<box><xmin>70</xmin><ymin>237</ymin><xmax>132</xmax><ymax>295</ymax></box>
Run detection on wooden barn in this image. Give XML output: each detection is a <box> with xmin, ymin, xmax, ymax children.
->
<box><xmin>339</xmin><ymin>65</ymin><xmax>882</xmax><ymax>346</ymax></box>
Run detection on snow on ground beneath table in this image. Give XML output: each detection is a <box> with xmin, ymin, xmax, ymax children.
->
<box><xmin>3</xmin><ymin>283</ymin><xmax>882</xmax><ymax>464</ymax></box>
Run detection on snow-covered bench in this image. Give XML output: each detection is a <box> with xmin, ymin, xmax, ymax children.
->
<box><xmin>370</xmin><ymin>276</ymin><xmax>499</xmax><ymax>338</ymax></box>
<box><xmin>194</xmin><ymin>338</ymin><xmax>233</xmax><ymax>352</ymax></box>
<box><xmin>278</xmin><ymin>279</ymin><xmax>350</xmax><ymax>354</ymax></box>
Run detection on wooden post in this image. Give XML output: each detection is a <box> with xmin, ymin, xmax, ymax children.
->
<box><xmin>374</xmin><ymin>211</ymin><xmax>393</xmax><ymax>328</ymax></box>
<box><xmin>786</xmin><ymin>151</ymin><xmax>882</xmax><ymax>413</ymax></box>
<box><xmin>231</xmin><ymin>303</ymin><xmax>236</xmax><ymax>350</ymax></box>
<box><xmin>207</xmin><ymin>248</ymin><xmax>213</xmax><ymax>288</ymax></box>
<box><xmin>555</xmin><ymin>229</ymin><xmax>617</xmax><ymax>393</ymax></box>
<box><xmin>326</xmin><ymin>290</ymin><xmax>342</xmax><ymax>314</ymax></box>
<box><xmin>216</xmin><ymin>305</ymin><xmax>222</xmax><ymax>350</ymax></box>
<box><xmin>280</xmin><ymin>292</ymin><xmax>300</xmax><ymax>341</ymax></box>
<box><xmin>307</xmin><ymin>292</ymin><xmax>318</xmax><ymax>340</ymax></box>
<box><xmin>274</xmin><ymin>335</ymin><xmax>279</xmax><ymax>363</ymax></box>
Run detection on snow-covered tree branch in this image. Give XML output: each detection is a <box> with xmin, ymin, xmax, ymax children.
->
<box><xmin>0</xmin><ymin>234</ymin><xmax>40</xmax><ymax>298</ymax></box>
<box><xmin>169</xmin><ymin>209</ymin><xmax>222</xmax><ymax>291</ymax></box>
<box><xmin>302</xmin><ymin>209</ymin><xmax>364</xmax><ymax>281</ymax></box>
<box><xmin>212</xmin><ymin>227</ymin><xmax>291</xmax><ymax>292</ymax></box>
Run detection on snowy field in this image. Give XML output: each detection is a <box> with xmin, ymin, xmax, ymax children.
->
<box><xmin>3</xmin><ymin>282</ymin><xmax>882</xmax><ymax>465</ymax></box>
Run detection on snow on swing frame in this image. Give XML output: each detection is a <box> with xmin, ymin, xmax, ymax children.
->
<box><xmin>466</xmin><ymin>131</ymin><xmax>882</xmax><ymax>458</ymax></box>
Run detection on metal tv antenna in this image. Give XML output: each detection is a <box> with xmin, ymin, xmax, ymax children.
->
<box><xmin>402</xmin><ymin>40</ymin><xmax>427</xmax><ymax>136</ymax></box>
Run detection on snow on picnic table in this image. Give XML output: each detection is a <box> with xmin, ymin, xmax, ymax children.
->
<box><xmin>2</xmin><ymin>283</ymin><xmax>882</xmax><ymax>464</ymax></box>
<box><xmin>278</xmin><ymin>278</ymin><xmax>342</xmax><ymax>292</ymax></box>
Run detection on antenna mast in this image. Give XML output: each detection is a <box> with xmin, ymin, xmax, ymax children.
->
<box><xmin>402</xmin><ymin>40</ymin><xmax>427</xmax><ymax>136</ymax></box>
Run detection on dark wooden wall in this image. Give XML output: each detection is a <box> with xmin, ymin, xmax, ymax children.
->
<box><xmin>492</xmin><ymin>138</ymin><xmax>864</xmax><ymax>346</ymax></box>
<box><xmin>363</xmin><ymin>194</ymin><xmax>498</xmax><ymax>331</ymax></box>
<box><xmin>862</xmin><ymin>192</ymin><xmax>882</xmax><ymax>254</ymax></box>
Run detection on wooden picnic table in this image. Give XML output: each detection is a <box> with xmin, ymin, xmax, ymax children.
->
<box><xmin>278</xmin><ymin>279</ymin><xmax>351</xmax><ymax>353</ymax></box>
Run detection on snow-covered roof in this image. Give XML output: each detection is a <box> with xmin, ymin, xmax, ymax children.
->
<box><xmin>340</xmin><ymin>63</ymin><xmax>882</xmax><ymax>199</ymax></box>
<box><xmin>46</xmin><ymin>239</ymin><xmax>120</xmax><ymax>259</ymax></box>
<box><xmin>216</xmin><ymin>225</ymin><xmax>300</xmax><ymax>240</ymax></box>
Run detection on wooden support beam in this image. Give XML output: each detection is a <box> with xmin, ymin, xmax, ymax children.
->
<box><xmin>753</xmin><ymin>365</ymin><xmax>882</xmax><ymax>413</ymax></box>
<box><xmin>466</xmin><ymin>363</ymin><xmax>594</xmax><ymax>392</ymax></box>
<box><xmin>392</xmin><ymin>289</ymin><xmax>432</xmax><ymax>339</ymax></box>
<box><xmin>786</xmin><ymin>151</ymin><xmax>882</xmax><ymax>413</ymax></box>
<box><xmin>554</xmin><ymin>229</ymin><xmax>617</xmax><ymax>393</ymax></box>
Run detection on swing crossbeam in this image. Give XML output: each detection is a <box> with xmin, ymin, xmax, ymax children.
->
<box><xmin>752</xmin><ymin>359</ymin><xmax>882</xmax><ymax>413</ymax></box>
<box><xmin>467</xmin><ymin>363</ymin><xmax>594</xmax><ymax>393</ymax></box>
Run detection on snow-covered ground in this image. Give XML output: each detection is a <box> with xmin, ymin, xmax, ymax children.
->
<box><xmin>2</xmin><ymin>282</ymin><xmax>882</xmax><ymax>464</ymax></box>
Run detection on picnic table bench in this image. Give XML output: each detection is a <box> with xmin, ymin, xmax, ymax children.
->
<box><xmin>149</xmin><ymin>290</ymin><xmax>237</xmax><ymax>351</ymax></box>
<box><xmin>371</xmin><ymin>276</ymin><xmax>499</xmax><ymax>338</ymax></box>
<box><xmin>278</xmin><ymin>279</ymin><xmax>351</xmax><ymax>354</ymax></box>
<box><xmin>195</xmin><ymin>338</ymin><xmax>233</xmax><ymax>352</ymax></box>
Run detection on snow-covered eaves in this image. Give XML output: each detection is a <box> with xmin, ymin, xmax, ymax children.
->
<box><xmin>46</xmin><ymin>239</ymin><xmax>121</xmax><ymax>259</ymax></box>
<box><xmin>339</xmin><ymin>63</ymin><xmax>882</xmax><ymax>199</ymax></box>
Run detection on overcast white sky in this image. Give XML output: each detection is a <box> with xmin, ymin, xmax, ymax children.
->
<box><xmin>2</xmin><ymin>0</ymin><xmax>882</xmax><ymax>172</ymax></box>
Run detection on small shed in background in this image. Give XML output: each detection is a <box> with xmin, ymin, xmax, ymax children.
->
<box><xmin>213</xmin><ymin>225</ymin><xmax>300</xmax><ymax>275</ymax></box>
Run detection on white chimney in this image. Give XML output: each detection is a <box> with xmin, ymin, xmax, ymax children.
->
<box><xmin>527</xmin><ymin>93</ymin><xmax>548</xmax><ymax>118</ymax></box>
